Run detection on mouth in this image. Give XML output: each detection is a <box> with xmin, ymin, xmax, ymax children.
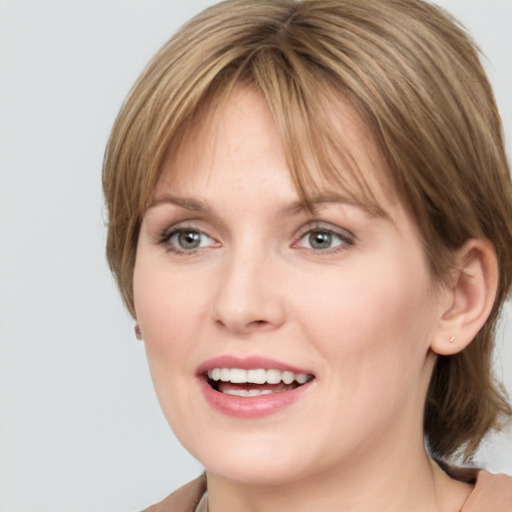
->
<box><xmin>205</xmin><ymin>368</ymin><xmax>314</xmax><ymax>397</ymax></box>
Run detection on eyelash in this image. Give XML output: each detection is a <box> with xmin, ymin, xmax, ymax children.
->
<box><xmin>293</xmin><ymin>224</ymin><xmax>355</xmax><ymax>254</ymax></box>
<box><xmin>158</xmin><ymin>226</ymin><xmax>217</xmax><ymax>255</ymax></box>
<box><xmin>157</xmin><ymin>224</ymin><xmax>355</xmax><ymax>255</ymax></box>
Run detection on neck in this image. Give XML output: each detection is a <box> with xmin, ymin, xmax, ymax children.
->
<box><xmin>206</xmin><ymin>441</ymin><xmax>472</xmax><ymax>512</ymax></box>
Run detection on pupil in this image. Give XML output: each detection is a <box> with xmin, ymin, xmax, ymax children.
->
<box><xmin>310</xmin><ymin>231</ymin><xmax>331</xmax><ymax>249</ymax></box>
<box><xmin>179</xmin><ymin>231</ymin><xmax>200</xmax><ymax>249</ymax></box>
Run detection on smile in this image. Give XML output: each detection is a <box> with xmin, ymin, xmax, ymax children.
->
<box><xmin>198</xmin><ymin>357</ymin><xmax>316</xmax><ymax>417</ymax></box>
<box><xmin>206</xmin><ymin>368</ymin><xmax>312</xmax><ymax>397</ymax></box>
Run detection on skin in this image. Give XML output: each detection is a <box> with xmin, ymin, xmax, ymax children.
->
<box><xmin>133</xmin><ymin>87</ymin><xmax>475</xmax><ymax>511</ymax></box>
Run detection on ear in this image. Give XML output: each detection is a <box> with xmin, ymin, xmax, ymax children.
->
<box><xmin>430</xmin><ymin>239</ymin><xmax>498</xmax><ymax>356</ymax></box>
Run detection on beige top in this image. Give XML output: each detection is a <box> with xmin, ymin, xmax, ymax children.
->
<box><xmin>143</xmin><ymin>470</ymin><xmax>512</xmax><ymax>512</ymax></box>
<box><xmin>194</xmin><ymin>491</ymin><xmax>208</xmax><ymax>512</ymax></box>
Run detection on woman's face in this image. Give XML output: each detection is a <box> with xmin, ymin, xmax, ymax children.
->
<box><xmin>134</xmin><ymin>87</ymin><xmax>448</xmax><ymax>485</ymax></box>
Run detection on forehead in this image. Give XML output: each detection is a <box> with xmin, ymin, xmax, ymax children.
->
<box><xmin>154</xmin><ymin>86</ymin><xmax>398</xmax><ymax>215</ymax></box>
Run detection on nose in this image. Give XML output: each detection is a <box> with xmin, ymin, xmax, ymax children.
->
<box><xmin>212</xmin><ymin>248</ymin><xmax>286</xmax><ymax>335</ymax></box>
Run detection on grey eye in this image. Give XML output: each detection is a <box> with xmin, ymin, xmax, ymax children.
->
<box><xmin>297</xmin><ymin>228</ymin><xmax>348</xmax><ymax>251</ymax></box>
<box><xmin>308</xmin><ymin>231</ymin><xmax>333</xmax><ymax>249</ymax></box>
<box><xmin>169</xmin><ymin>230</ymin><xmax>212</xmax><ymax>250</ymax></box>
<box><xmin>178</xmin><ymin>231</ymin><xmax>201</xmax><ymax>249</ymax></box>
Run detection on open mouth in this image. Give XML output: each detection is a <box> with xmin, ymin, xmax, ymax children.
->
<box><xmin>205</xmin><ymin>368</ymin><xmax>315</xmax><ymax>397</ymax></box>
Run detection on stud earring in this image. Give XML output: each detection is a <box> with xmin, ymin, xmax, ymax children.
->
<box><xmin>134</xmin><ymin>323</ymin><xmax>142</xmax><ymax>340</ymax></box>
<box><xmin>449</xmin><ymin>336</ymin><xmax>455</xmax><ymax>344</ymax></box>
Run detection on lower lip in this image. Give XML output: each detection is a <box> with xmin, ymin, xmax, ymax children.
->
<box><xmin>198</xmin><ymin>377</ymin><xmax>314</xmax><ymax>418</ymax></box>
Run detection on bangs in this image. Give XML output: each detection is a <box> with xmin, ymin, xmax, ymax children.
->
<box><xmin>253</xmin><ymin>50</ymin><xmax>387</xmax><ymax>216</ymax></box>
<box><xmin>162</xmin><ymin>50</ymin><xmax>390</xmax><ymax>219</ymax></box>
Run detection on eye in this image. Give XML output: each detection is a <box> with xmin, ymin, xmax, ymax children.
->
<box><xmin>164</xmin><ymin>228</ymin><xmax>216</xmax><ymax>252</ymax></box>
<box><xmin>296</xmin><ymin>227</ymin><xmax>352</xmax><ymax>251</ymax></box>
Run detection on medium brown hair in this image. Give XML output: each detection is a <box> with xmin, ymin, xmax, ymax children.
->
<box><xmin>103</xmin><ymin>0</ymin><xmax>512</xmax><ymax>461</ymax></box>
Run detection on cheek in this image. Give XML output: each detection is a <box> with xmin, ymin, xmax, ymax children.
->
<box><xmin>134</xmin><ymin>257</ymin><xmax>207</xmax><ymax>340</ymax></box>
<box><xmin>293</xmin><ymin>269</ymin><xmax>437</xmax><ymax>446</ymax></box>
<box><xmin>294</xmin><ymin>253</ymin><xmax>437</xmax><ymax>382</ymax></box>
<box><xmin>133</xmin><ymin>259</ymin><xmax>205</xmax><ymax>391</ymax></box>
<box><xmin>133</xmin><ymin>260</ymin><xmax>210</xmax><ymax>435</ymax></box>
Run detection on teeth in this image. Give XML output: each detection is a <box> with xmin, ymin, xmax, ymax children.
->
<box><xmin>266</xmin><ymin>369</ymin><xmax>281</xmax><ymax>384</ymax></box>
<box><xmin>224</xmin><ymin>389</ymin><xmax>274</xmax><ymax>397</ymax></box>
<box><xmin>207</xmin><ymin>368</ymin><xmax>311</xmax><ymax>385</ymax></box>
<box><xmin>229</xmin><ymin>368</ymin><xmax>247</xmax><ymax>383</ymax></box>
<box><xmin>296</xmin><ymin>373</ymin><xmax>309</xmax><ymax>384</ymax></box>
<box><xmin>282</xmin><ymin>371</ymin><xmax>295</xmax><ymax>385</ymax></box>
<box><xmin>247</xmin><ymin>368</ymin><xmax>266</xmax><ymax>384</ymax></box>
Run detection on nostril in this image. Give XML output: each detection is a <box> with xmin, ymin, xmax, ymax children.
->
<box><xmin>249</xmin><ymin>319</ymin><xmax>271</xmax><ymax>329</ymax></box>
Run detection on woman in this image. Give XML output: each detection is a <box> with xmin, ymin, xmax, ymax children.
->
<box><xmin>103</xmin><ymin>0</ymin><xmax>512</xmax><ymax>510</ymax></box>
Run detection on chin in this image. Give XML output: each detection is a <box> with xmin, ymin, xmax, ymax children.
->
<box><xmin>205</xmin><ymin>458</ymin><xmax>309</xmax><ymax>487</ymax></box>
<box><xmin>180</xmin><ymin>430</ymin><xmax>313</xmax><ymax>486</ymax></box>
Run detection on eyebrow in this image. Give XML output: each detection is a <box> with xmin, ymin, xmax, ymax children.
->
<box><xmin>286</xmin><ymin>192</ymin><xmax>390</xmax><ymax>220</ymax></box>
<box><xmin>146</xmin><ymin>192</ymin><xmax>390</xmax><ymax>220</ymax></box>
<box><xmin>146</xmin><ymin>194</ymin><xmax>212</xmax><ymax>213</ymax></box>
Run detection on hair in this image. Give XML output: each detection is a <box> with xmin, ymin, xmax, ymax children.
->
<box><xmin>103</xmin><ymin>0</ymin><xmax>512</xmax><ymax>462</ymax></box>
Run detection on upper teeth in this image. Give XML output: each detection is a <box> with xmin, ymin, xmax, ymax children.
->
<box><xmin>207</xmin><ymin>368</ymin><xmax>310</xmax><ymax>385</ymax></box>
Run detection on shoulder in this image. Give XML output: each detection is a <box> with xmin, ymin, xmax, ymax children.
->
<box><xmin>462</xmin><ymin>470</ymin><xmax>512</xmax><ymax>511</ymax></box>
<box><xmin>142</xmin><ymin>475</ymin><xmax>207</xmax><ymax>512</ymax></box>
<box><xmin>139</xmin><ymin>470</ymin><xmax>512</xmax><ymax>511</ymax></box>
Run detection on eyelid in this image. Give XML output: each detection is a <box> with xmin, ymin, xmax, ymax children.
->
<box><xmin>295</xmin><ymin>220</ymin><xmax>355</xmax><ymax>239</ymax></box>
<box><xmin>293</xmin><ymin>222</ymin><xmax>355</xmax><ymax>251</ymax></box>
<box><xmin>156</xmin><ymin>218</ymin><xmax>212</xmax><ymax>242</ymax></box>
<box><xmin>157</xmin><ymin>224</ymin><xmax>220</xmax><ymax>254</ymax></box>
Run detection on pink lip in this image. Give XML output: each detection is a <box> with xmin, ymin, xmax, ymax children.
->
<box><xmin>196</xmin><ymin>355</ymin><xmax>315</xmax><ymax>419</ymax></box>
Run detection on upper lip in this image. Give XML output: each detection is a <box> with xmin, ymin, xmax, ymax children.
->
<box><xmin>196</xmin><ymin>355</ymin><xmax>314</xmax><ymax>376</ymax></box>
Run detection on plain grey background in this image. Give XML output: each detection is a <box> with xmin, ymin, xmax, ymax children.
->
<box><xmin>1</xmin><ymin>1</ymin><xmax>511</xmax><ymax>511</ymax></box>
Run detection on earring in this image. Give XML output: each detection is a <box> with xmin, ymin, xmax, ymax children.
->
<box><xmin>449</xmin><ymin>336</ymin><xmax>455</xmax><ymax>344</ymax></box>
<box><xmin>134</xmin><ymin>323</ymin><xmax>142</xmax><ymax>340</ymax></box>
